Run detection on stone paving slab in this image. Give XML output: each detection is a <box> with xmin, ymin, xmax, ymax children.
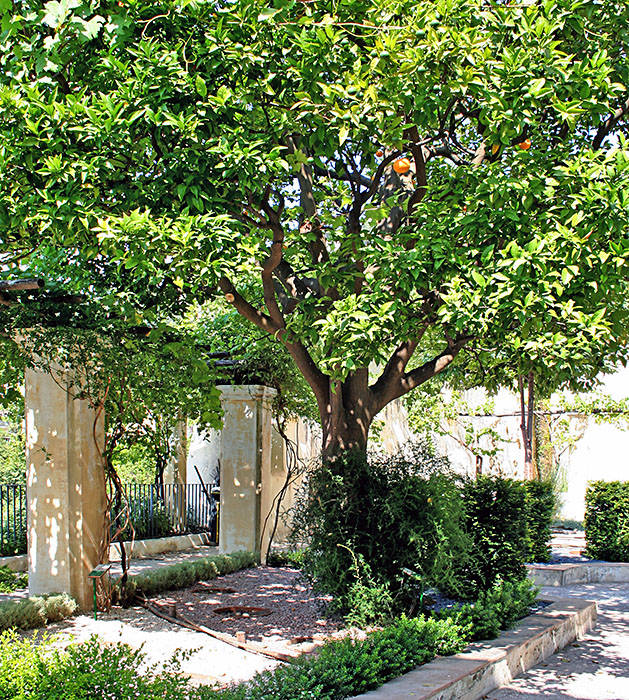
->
<box><xmin>487</xmin><ymin>582</ymin><xmax>629</xmax><ymax>700</ymax></box>
<box><xmin>351</xmin><ymin>597</ymin><xmax>596</xmax><ymax>700</ymax></box>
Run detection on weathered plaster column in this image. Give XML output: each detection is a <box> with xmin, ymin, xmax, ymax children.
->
<box><xmin>217</xmin><ymin>385</ymin><xmax>276</xmax><ymax>562</ymax></box>
<box><xmin>25</xmin><ymin>367</ymin><xmax>106</xmax><ymax>610</ymax></box>
<box><xmin>163</xmin><ymin>419</ymin><xmax>187</xmax><ymax>532</ymax></box>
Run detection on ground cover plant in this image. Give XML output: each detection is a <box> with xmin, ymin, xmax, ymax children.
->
<box><xmin>0</xmin><ymin>593</ymin><xmax>77</xmax><ymax>632</ymax></box>
<box><xmin>0</xmin><ymin>578</ymin><xmax>538</xmax><ymax>700</ymax></box>
<box><xmin>122</xmin><ymin>550</ymin><xmax>257</xmax><ymax>600</ymax></box>
<box><xmin>0</xmin><ymin>566</ymin><xmax>26</xmax><ymax>593</ymax></box>
<box><xmin>585</xmin><ymin>481</ymin><xmax>629</xmax><ymax>561</ymax></box>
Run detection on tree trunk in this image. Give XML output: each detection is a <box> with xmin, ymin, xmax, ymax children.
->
<box><xmin>318</xmin><ymin>371</ymin><xmax>373</xmax><ymax>463</ymax></box>
<box><xmin>518</xmin><ymin>371</ymin><xmax>536</xmax><ymax>480</ymax></box>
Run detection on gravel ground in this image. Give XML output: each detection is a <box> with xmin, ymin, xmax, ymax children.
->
<box><xmin>38</xmin><ymin>604</ymin><xmax>279</xmax><ymax>688</ymax></box>
<box><xmin>25</xmin><ymin>565</ymin><xmax>352</xmax><ymax>688</ymax></box>
<box><xmin>152</xmin><ymin>565</ymin><xmax>346</xmax><ymax>655</ymax></box>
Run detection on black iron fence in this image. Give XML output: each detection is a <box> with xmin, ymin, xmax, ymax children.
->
<box><xmin>0</xmin><ymin>482</ymin><xmax>218</xmax><ymax>558</ymax></box>
<box><xmin>109</xmin><ymin>482</ymin><xmax>219</xmax><ymax>543</ymax></box>
<box><xmin>0</xmin><ymin>484</ymin><xmax>27</xmax><ymax>556</ymax></box>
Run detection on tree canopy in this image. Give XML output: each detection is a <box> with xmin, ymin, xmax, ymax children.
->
<box><xmin>1</xmin><ymin>0</ymin><xmax>628</xmax><ymax>457</ymax></box>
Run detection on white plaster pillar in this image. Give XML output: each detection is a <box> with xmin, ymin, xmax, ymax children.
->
<box><xmin>217</xmin><ymin>385</ymin><xmax>276</xmax><ymax>562</ymax></box>
<box><xmin>164</xmin><ymin>419</ymin><xmax>187</xmax><ymax>532</ymax></box>
<box><xmin>25</xmin><ymin>366</ymin><xmax>106</xmax><ymax>610</ymax></box>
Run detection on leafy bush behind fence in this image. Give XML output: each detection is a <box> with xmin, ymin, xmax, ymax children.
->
<box><xmin>0</xmin><ymin>483</ymin><xmax>217</xmax><ymax>556</ymax></box>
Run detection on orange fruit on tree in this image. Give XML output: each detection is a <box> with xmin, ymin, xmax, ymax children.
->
<box><xmin>376</xmin><ymin>149</ymin><xmax>383</xmax><ymax>157</ymax></box>
<box><xmin>393</xmin><ymin>157</ymin><xmax>411</xmax><ymax>174</ymax></box>
<box><xmin>225</xmin><ymin>293</ymin><xmax>235</xmax><ymax>303</ymax></box>
<box><xmin>518</xmin><ymin>139</ymin><xmax>531</xmax><ymax>150</ymax></box>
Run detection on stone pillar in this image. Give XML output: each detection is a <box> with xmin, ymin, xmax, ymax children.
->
<box><xmin>217</xmin><ymin>385</ymin><xmax>276</xmax><ymax>562</ymax></box>
<box><xmin>163</xmin><ymin>419</ymin><xmax>187</xmax><ymax>532</ymax></box>
<box><xmin>25</xmin><ymin>367</ymin><xmax>106</xmax><ymax>611</ymax></box>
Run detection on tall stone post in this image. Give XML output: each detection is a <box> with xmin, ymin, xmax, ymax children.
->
<box><xmin>163</xmin><ymin>419</ymin><xmax>187</xmax><ymax>532</ymax></box>
<box><xmin>25</xmin><ymin>367</ymin><xmax>107</xmax><ymax>611</ymax></box>
<box><xmin>217</xmin><ymin>385</ymin><xmax>276</xmax><ymax>562</ymax></box>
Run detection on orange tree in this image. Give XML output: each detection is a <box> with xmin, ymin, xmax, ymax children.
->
<box><xmin>1</xmin><ymin>0</ymin><xmax>628</xmax><ymax>461</ymax></box>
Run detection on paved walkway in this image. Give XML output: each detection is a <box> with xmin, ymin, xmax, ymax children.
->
<box><xmin>0</xmin><ymin>545</ymin><xmax>220</xmax><ymax>603</ymax></box>
<box><xmin>487</xmin><ymin>581</ymin><xmax>629</xmax><ymax>698</ymax></box>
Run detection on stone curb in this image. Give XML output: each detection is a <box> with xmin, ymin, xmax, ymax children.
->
<box><xmin>0</xmin><ymin>533</ymin><xmax>216</xmax><ymax>573</ymax></box>
<box><xmin>350</xmin><ymin>597</ymin><xmax>596</xmax><ymax>700</ymax></box>
<box><xmin>0</xmin><ymin>554</ymin><xmax>27</xmax><ymax>572</ymax></box>
<box><xmin>108</xmin><ymin>532</ymin><xmax>215</xmax><ymax>561</ymax></box>
<box><xmin>527</xmin><ymin>562</ymin><xmax>629</xmax><ymax>587</ymax></box>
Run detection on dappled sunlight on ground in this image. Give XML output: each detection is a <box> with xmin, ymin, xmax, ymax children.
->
<box><xmin>487</xmin><ymin>583</ymin><xmax>629</xmax><ymax>700</ymax></box>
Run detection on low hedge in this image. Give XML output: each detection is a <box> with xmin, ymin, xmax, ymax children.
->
<box><xmin>462</xmin><ymin>476</ymin><xmax>529</xmax><ymax>589</ymax></box>
<box><xmin>0</xmin><ymin>593</ymin><xmax>77</xmax><ymax>632</ymax></box>
<box><xmin>0</xmin><ymin>579</ymin><xmax>538</xmax><ymax>700</ymax></box>
<box><xmin>585</xmin><ymin>481</ymin><xmax>629</xmax><ymax>561</ymax></box>
<box><xmin>122</xmin><ymin>550</ymin><xmax>257</xmax><ymax>599</ymax></box>
<box><xmin>0</xmin><ymin>566</ymin><xmax>27</xmax><ymax>594</ymax></box>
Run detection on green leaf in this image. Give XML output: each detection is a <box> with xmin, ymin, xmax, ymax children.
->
<box><xmin>471</xmin><ymin>270</ymin><xmax>486</xmax><ymax>287</ymax></box>
<box><xmin>195</xmin><ymin>75</ymin><xmax>207</xmax><ymax>98</ymax></box>
<box><xmin>258</xmin><ymin>7</ymin><xmax>282</xmax><ymax>21</ymax></box>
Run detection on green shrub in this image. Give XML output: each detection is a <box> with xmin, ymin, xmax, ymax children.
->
<box><xmin>0</xmin><ymin>566</ymin><xmax>27</xmax><ymax>593</ymax></box>
<box><xmin>266</xmin><ymin>549</ymin><xmax>306</xmax><ymax>569</ymax></box>
<box><xmin>199</xmin><ymin>579</ymin><xmax>538</xmax><ymax>700</ymax></box>
<box><xmin>198</xmin><ymin>615</ymin><xmax>467</xmax><ymax>700</ymax></box>
<box><xmin>123</xmin><ymin>550</ymin><xmax>256</xmax><ymax>599</ymax></box>
<box><xmin>524</xmin><ymin>480</ymin><xmax>556</xmax><ymax>563</ymax></box>
<box><xmin>292</xmin><ymin>444</ymin><xmax>472</xmax><ymax>619</ymax></box>
<box><xmin>462</xmin><ymin>476</ymin><xmax>529</xmax><ymax>589</ymax></box>
<box><xmin>441</xmin><ymin>579</ymin><xmax>538</xmax><ymax>641</ymax></box>
<box><xmin>0</xmin><ymin>632</ymin><xmax>193</xmax><ymax>700</ymax></box>
<box><xmin>585</xmin><ymin>481</ymin><xmax>629</xmax><ymax>561</ymax></box>
<box><xmin>0</xmin><ymin>593</ymin><xmax>77</xmax><ymax>632</ymax></box>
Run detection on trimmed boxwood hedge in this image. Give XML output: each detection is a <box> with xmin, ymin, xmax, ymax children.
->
<box><xmin>122</xmin><ymin>550</ymin><xmax>257</xmax><ymax>600</ymax></box>
<box><xmin>0</xmin><ymin>593</ymin><xmax>77</xmax><ymax>632</ymax></box>
<box><xmin>585</xmin><ymin>481</ymin><xmax>629</xmax><ymax>562</ymax></box>
<box><xmin>462</xmin><ymin>476</ymin><xmax>530</xmax><ymax>589</ymax></box>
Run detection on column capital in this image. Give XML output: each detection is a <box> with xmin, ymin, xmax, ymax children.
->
<box><xmin>217</xmin><ymin>384</ymin><xmax>277</xmax><ymax>404</ymax></box>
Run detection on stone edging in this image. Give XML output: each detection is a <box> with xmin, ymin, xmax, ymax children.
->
<box><xmin>527</xmin><ymin>562</ymin><xmax>629</xmax><ymax>587</ymax></box>
<box><xmin>0</xmin><ymin>533</ymin><xmax>216</xmax><ymax>573</ymax></box>
<box><xmin>109</xmin><ymin>531</ymin><xmax>215</xmax><ymax>561</ymax></box>
<box><xmin>0</xmin><ymin>554</ymin><xmax>27</xmax><ymax>572</ymax></box>
<box><xmin>350</xmin><ymin>596</ymin><xmax>596</xmax><ymax>700</ymax></box>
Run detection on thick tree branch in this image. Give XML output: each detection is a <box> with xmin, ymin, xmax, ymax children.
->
<box><xmin>375</xmin><ymin>336</ymin><xmax>472</xmax><ymax>409</ymax></box>
<box><xmin>218</xmin><ymin>277</ymin><xmax>280</xmax><ymax>335</ymax></box>
<box><xmin>593</xmin><ymin>97</ymin><xmax>629</xmax><ymax>150</ymax></box>
<box><xmin>260</xmin><ymin>192</ymin><xmax>286</xmax><ymax>328</ymax></box>
<box><xmin>370</xmin><ymin>332</ymin><xmax>425</xmax><ymax>401</ymax></box>
<box><xmin>286</xmin><ymin>135</ymin><xmax>330</xmax><ymax>266</ymax></box>
<box><xmin>219</xmin><ymin>276</ymin><xmax>329</xmax><ymax>405</ymax></box>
